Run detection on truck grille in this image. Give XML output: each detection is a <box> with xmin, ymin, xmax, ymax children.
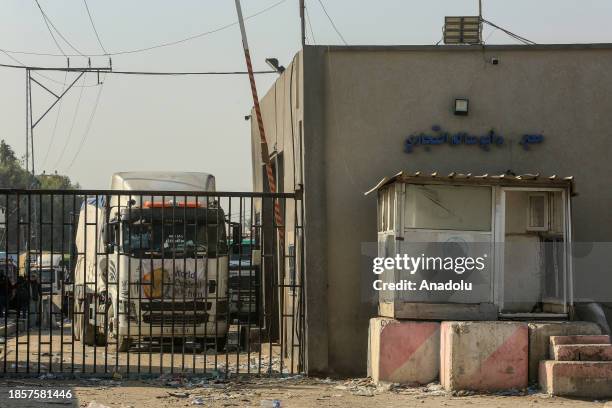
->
<box><xmin>140</xmin><ymin>301</ymin><xmax>211</xmax><ymax>312</ymax></box>
<box><xmin>142</xmin><ymin>313</ymin><xmax>209</xmax><ymax>326</ymax></box>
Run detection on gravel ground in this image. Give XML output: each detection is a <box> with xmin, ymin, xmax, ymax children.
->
<box><xmin>0</xmin><ymin>375</ymin><xmax>610</xmax><ymax>408</ymax></box>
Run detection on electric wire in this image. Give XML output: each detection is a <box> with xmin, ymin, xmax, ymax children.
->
<box><xmin>315</xmin><ymin>0</ymin><xmax>347</xmax><ymax>45</ymax></box>
<box><xmin>54</xmin><ymin>73</ymin><xmax>87</xmax><ymax>169</ymax></box>
<box><xmin>83</xmin><ymin>0</ymin><xmax>108</xmax><ymax>55</ymax></box>
<box><xmin>0</xmin><ymin>62</ymin><xmax>276</xmax><ymax>76</ymax></box>
<box><xmin>2</xmin><ymin>0</ymin><xmax>288</xmax><ymax>58</ymax></box>
<box><xmin>34</xmin><ymin>0</ymin><xmax>66</xmax><ymax>56</ymax></box>
<box><xmin>41</xmin><ymin>69</ymin><xmax>67</xmax><ymax>169</ymax></box>
<box><xmin>66</xmin><ymin>78</ymin><xmax>105</xmax><ymax>170</ymax></box>
<box><xmin>482</xmin><ymin>18</ymin><xmax>536</xmax><ymax>45</ymax></box>
<box><xmin>34</xmin><ymin>0</ymin><xmax>85</xmax><ymax>56</ymax></box>
<box><xmin>305</xmin><ymin>4</ymin><xmax>316</xmax><ymax>45</ymax></box>
<box><xmin>0</xmin><ymin>48</ymin><xmax>102</xmax><ymax>87</ymax></box>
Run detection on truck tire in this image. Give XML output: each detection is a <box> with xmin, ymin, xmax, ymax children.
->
<box><xmin>108</xmin><ymin>304</ymin><xmax>129</xmax><ymax>351</ymax></box>
<box><xmin>81</xmin><ymin>299</ymin><xmax>100</xmax><ymax>346</ymax></box>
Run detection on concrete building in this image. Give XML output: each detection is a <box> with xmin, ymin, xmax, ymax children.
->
<box><xmin>250</xmin><ymin>44</ymin><xmax>612</xmax><ymax>376</ymax></box>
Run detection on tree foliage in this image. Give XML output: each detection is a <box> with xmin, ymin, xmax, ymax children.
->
<box><xmin>0</xmin><ymin>140</ymin><xmax>80</xmax><ymax>253</ymax></box>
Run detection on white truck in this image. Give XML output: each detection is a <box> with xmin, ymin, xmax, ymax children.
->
<box><xmin>73</xmin><ymin>172</ymin><xmax>229</xmax><ymax>351</ymax></box>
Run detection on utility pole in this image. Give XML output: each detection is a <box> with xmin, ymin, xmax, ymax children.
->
<box><xmin>25</xmin><ymin>64</ymin><xmax>111</xmax><ymax>178</ymax></box>
<box><xmin>300</xmin><ymin>0</ymin><xmax>306</xmax><ymax>47</ymax></box>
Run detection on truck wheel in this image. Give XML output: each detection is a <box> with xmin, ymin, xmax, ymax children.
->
<box><xmin>81</xmin><ymin>301</ymin><xmax>98</xmax><ymax>346</ymax></box>
<box><xmin>108</xmin><ymin>304</ymin><xmax>129</xmax><ymax>351</ymax></box>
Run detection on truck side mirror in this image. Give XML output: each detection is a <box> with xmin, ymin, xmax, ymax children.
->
<box><xmin>104</xmin><ymin>220</ymin><xmax>118</xmax><ymax>254</ymax></box>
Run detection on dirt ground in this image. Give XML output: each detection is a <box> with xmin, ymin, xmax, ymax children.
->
<box><xmin>0</xmin><ymin>375</ymin><xmax>610</xmax><ymax>408</ymax></box>
<box><xmin>0</xmin><ymin>325</ymin><xmax>610</xmax><ymax>408</ymax></box>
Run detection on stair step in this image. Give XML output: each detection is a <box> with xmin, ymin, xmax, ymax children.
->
<box><xmin>550</xmin><ymin>334</ymin><xmax>610</xmax><ymax>347</ymax></box>
<box><xmin>552</xmin><ymin>344</ymin><xmax>612</xmax><ymax>361</ymax></box>
<box><xmin>539</xmin><ymin>360</ymin><xmax>612</xmax><ymax>398</ymax></box>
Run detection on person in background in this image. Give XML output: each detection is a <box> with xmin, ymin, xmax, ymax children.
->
<box><xmin>15</xmin><ymin>276</ymin><xmax>29</xmax><ymax>319</ymax></box>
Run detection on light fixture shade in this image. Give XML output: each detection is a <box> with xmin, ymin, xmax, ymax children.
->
<box><xmin>454</xmin><ymin>98</ymin><xmax>469</xmax><ymax>115</ymax></box>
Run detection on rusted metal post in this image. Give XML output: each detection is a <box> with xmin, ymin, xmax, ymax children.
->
<box><xmin>234</xmin><ymin>0</ymin><xmax>285</xmax><ymax>244</ymax></box>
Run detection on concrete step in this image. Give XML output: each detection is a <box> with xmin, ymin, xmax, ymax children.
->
<box><xmin>550</xmin><ymin>334</ymin><xmax>610</xmax><ymax>347</ymax></box>
<box><xmin>552</xmin><ymin>344</ymin><xmax>612</xmax><ymax>361</ymax></box>
<box><xmin>539</xmin><ymin>360</ymin><xmax>612</xmax><ymax>398</ymax></box>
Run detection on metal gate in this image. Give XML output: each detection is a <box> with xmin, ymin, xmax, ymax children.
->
<box><xmin>0</xmin><ymin>189</ymin><xmax>304</xmax><ymax>377</ymax></box>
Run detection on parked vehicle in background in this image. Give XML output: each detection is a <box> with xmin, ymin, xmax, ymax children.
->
<box><xmin>73</xmin><ymin>172</ymin><xmax>229</xmax><ymax>351</ymax></box>
<box><xmin>228</xmin><ymin>237</ymin><xmax>260</xmax><ymax>324</ymax></box>
<box><xmin>30</xmin><ymin>252</ymin><xmax>69</xmax><ymax>295</ymax></box>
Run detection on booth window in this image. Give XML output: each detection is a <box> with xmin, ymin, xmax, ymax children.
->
<box><xmin>526</xmin><ymin>193</ymin><xmax>548</xmax><ymax>231</ymax></box>
<box><xmin>378</xmin><ymin>186</ymin><xmax>395</xmax><ymax>232</ymax></box>
<box><xmin>404</xmin><ymin>185</ymin><xmax>492</xmax><ymax>231</ymax></box>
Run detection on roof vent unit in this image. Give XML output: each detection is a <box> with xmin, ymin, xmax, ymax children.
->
<box><xmin>443</xmin><ymin>16</ymin><xmax>482</xmax><ymax>45</ymax></box>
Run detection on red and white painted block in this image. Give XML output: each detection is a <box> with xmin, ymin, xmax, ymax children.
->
<box><xmin>440</xmin><ymin>321</ymin><xmax>528</xmax><ymax>392</ymax></box>
<box><xmin>368</xmin><ymin>318</ymin><xmax>440</xmax><ymax>385</ymax></box>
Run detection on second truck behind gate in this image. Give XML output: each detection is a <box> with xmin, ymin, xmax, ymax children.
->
<box><xmin>73</xmin><ymin>172</ymin><xmax>229</xmax><ymax>351</ymax></box>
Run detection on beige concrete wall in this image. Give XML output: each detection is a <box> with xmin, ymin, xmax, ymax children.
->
<box><xmin>254</xmin><ymin>44</ymin><xmax>612</xmax><ymax>376</ymax></box>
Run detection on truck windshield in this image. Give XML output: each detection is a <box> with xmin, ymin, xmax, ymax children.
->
<box><xmin>121</xmin><ymin>210</ymin><xmax>228</xmax><ymax>258</ymax></box>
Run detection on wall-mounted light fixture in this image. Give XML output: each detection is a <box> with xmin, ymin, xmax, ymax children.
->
<box><xmin>454</xmin><ymin>98</ymin><xmax>469</xmax><ymax>116</ymax></box>
<box><xmin>244</xmin><ymin>114</ymin><xmax>252</xmax><ymax>121</ymax></box>
<box><xmin>265</xmin><ymin>58</ymin><xmax>285</xmax><ymax>73</ymax></box>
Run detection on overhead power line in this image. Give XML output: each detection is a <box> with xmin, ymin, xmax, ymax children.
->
<box><xmin>66</xmin><ymin>79</ymin><xmax>105</xmax><ymax>170</ymax></box>
<box><xmin>2</xmin><ymin>0</ymin><xmax>288</xmax><ymax>58</ymax></box>
<box><xmin>305</xmin><ymin>4</ymin><xmax>316</xmax><ymax>45</ymax></box>
<box><xmin>54</xmin><ymin>74</ymin><xmax>87</xmax><ymax>170</ymax></box>
<box><xmin>42</xmin><ymin>70</ymin><xmax>67</xmax><ymax>169</ymax></box>
<box><xmin>0</xmin><ymin>62</ymin><xmax>276</xmax><ymax>76</ymax></box>
<box><xmin>316</xmin><ymin>0</ymin><xmax>348</xmax><ymax>45</ymax></box>
<box><xmin>34</xmin><ymin>0</ymin><xmax>66</xmax><ymax>56</ymax></box>
<box><xmin>34</xmin><ymin>0</ymin><xmax>85</xmax><ymax>56</ymax></box>
<box><xmin>83</xmin><ymin>0</ymin><xmax>108</xmax><ymax>55</ymax></box>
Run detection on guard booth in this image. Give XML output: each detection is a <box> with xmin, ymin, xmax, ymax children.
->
<box><xmin>367</xmin><ymin>171</ymin><xmax>575</xmax><ymax>320</ymax></box>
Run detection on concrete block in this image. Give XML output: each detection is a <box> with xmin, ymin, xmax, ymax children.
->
<box><xmin>539</xmin><ymin>360</ymin><xmax>612</xmax><ymax>398</ymax></box>
<box><xmin>440</xmin><ymin>321</ymin><xmax>528</xmax><ymax>392</ymax></box>
<box><xmin>368</xmin><ymin>318</ymin><xmax>439</xmax><ymax>385</ymax></box>
<box><xmin>552</xmin><ymin>344</ymin><xmax>612</xmax><ymax>361</ymax></box>
<box><xmin>550</xmin><ymin>334</ymin><xmax>610</xmax><ymax>346</ymax></box>
<box><xmin>528</xmin><ymin>321</ymin><xmax>601</xmax><ymax>383</ymax></box>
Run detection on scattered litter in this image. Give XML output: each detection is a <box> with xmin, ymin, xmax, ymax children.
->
<box><xmin>168</xmin><ymin>391</ymin><xmax>190</xmax><ymax>398</ymax></box>
<box><xmin>422</xmin><ymin>382</ymin><xmax>446</xmax><ymax>396</ymax></box>
<box><xmin>260</xmin><ymin>399</ymin><xmax>282</xmax><ymax>408</ymax></box>
<box><xmin>452</xmin><ymin>390</ymin><xmax>475</xmax><ymax>397</ymax></box>
<box><xmin>112</xmin><ymin>371</ymin><xmax>122</xmax><ymax>381</ymax></box>
<box><xmin>39</xmin><ymin>373</ymin><xmax>56</xmax><ymax>380</ymax></box>
<box><xmin>495</xmin><ymin>388</ymin><xmax>525</xmax><ymax>396</ymax></box>
<box><xmin>191</xmin><ymin>397</ymin><xmax>205</xmax><ymax>405</ymax></box>
<box><xmin>352</xmin><ymin>388</ymin><xmax>374</xmax><ymax>397</ymax></box>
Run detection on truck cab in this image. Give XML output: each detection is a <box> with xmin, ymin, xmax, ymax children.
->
<box><xmin>73</xmin><ymin>172</ymin><xmax>229</xmax><ymax>351</ymax></box>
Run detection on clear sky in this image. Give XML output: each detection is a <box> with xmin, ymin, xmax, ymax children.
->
<box><xmin>1</xmin><ymin>0</ymin><xmax>611</xmax><ymax>190</ymax></box>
